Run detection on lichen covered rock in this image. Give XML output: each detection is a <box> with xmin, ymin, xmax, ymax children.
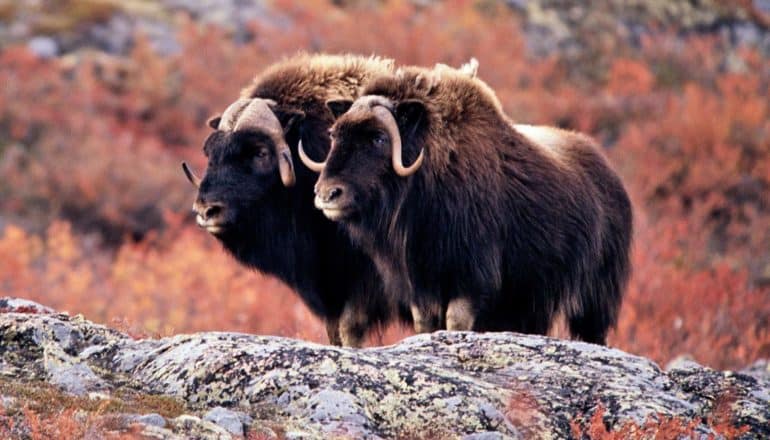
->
<box><xmin>0</xmin><ymin>298</ymin><xmax>767</xmax><ymax>439</ymax></box>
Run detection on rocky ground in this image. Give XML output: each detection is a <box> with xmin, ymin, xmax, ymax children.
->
<box><xmin>0</xmin><ymin>298</ymin><xmax>767</xmax><ymax>439</ymax></box>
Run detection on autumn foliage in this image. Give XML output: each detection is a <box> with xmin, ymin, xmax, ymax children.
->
<box><xmin>0</xmin><ymin>0</ymin><xmax>768</xmax><ymax>371</ymax></box>
<box><xmin>568</xmin><ymin>399</ymin><xmax>750</xmax><ymax>440</ymax></box>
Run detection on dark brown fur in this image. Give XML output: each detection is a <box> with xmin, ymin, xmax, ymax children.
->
<box><xmin>191</xmin><ymin>54</ymin><xmax>410</xmax><ymax>346</ymax></box>
<box><xmin>315</xmin><ymin>66</ymin><xmax>633</xmax><ymax>344</ymax></box>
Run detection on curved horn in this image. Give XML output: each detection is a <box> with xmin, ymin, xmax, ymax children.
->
<box><xmin>182</xmin><ymin>162</ymin><xmax>201</xmax><ymax>188</ymax></box>
<box><xmin>298</xmin><ymin>138</ymin><xmax>327</xmax><ymax>173</ymax></box>
<box><xmin>231</xmin><ymin>98</ymin><xmax>297</xmax><ymax>187</ymax></box>
<box><xmin>277</xmin><ymin>147</ymin><xmax>296</xmax><ymax>187</ymax></box>
<box><xmin>372</xmin><ymin>106</ymin><xmax>424</xmax><ymax>177</ymax></box>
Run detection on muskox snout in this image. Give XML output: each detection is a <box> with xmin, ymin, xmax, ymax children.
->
<box><xmin>192</xmin><ymin>199</ymin><xmax>227</xmax><ymax>233</ymax></box>
<box><xmin>314</xmin><ymin>180</ymin><xmax>354</xmax><ymax>221</ymax></box>
<box><xmin>315</xmin><ymin>184</ymin><xmax>344</xmax><ymax>203</ymax></box>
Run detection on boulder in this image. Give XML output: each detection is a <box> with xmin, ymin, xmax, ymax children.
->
<box><xmin>0</xmin><ymin>298</ymin><xmax>766</xmax><ymax>439</ymax></box>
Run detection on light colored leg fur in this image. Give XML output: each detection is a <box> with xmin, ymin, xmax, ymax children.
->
<box><xmin>446</xmin><ymin>297</ymin><xmax>475</xmax><ymax>331</ymax></box>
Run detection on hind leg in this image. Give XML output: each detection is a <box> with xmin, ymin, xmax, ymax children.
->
<box><xmin>567</xmin><ymin>292</ymin><xmax>616</xmax><ymax>345</ymax></box>
<box><xmin>568</xmin><ymin>313</ymin><xmax>609</xmax><ymax>345</ymax></box>
<box><xmin>568</xmin><ymin>270</ymin><xmax>624</xmax><ymax>345</ymax></box>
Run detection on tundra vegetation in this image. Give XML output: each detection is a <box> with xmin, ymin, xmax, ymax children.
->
<box><xmin>0</xmin><ymin>0</ymin><xmax>768</xmax><ymax>427</ymax></box>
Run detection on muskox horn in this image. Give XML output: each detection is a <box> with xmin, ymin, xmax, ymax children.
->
<box><xmin>372</xmin><ymin>106</ymin><xmax>424</xmax><ymax>177</ymax></box>
<box><xmin>298</xmin><ymin>138</ymin><xmax>327</xmax><ymax>173</ymax></box>
<box><xmin>277</xmin><ymin>146</ymin><xmax>295</xmax><ymax>187</ymax></box>
<box><xmin>182</xmin><ymin>162</ymin><xmax>201</xmax><ymax>188</ymax></box>
<box><xmin>227</xmin><ymin>98</ymin><xmax>297</xmax><ymax>187</ymax></box>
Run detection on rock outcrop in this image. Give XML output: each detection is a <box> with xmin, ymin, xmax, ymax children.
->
<box><xmin>0</xmin><ymin>298</ymin><xmax>767</xmax><ymax>439</ymax></box>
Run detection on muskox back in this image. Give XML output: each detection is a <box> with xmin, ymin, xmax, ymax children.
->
<box><xmin>494</xmin><ymin>124</ymin><xmax>633</xmax><ymax>341</ymax></box>
<box><xmin>314</xmin><ymin>65</ymin><xmax>632</xmax><ymax>344</ymax></box>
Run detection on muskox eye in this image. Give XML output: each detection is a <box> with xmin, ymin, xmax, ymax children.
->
<box><xmin>255</xmin><ymin>148</ymin><xmax>270</xmax><ymax>158</ymax></box>
<box><xmin>373</xmin><ymin>133</ymin><xmax>388</xmax><ymax>147</ymax></box>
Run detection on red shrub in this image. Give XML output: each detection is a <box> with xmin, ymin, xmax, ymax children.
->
<box><xmin>568</xmin><ymin>401</ymin><xmax>750</xmax><ymax>439</ymax></box>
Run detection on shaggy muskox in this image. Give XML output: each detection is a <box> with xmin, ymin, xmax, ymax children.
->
<box><xmin>182</xmin><ymin>54</ymin><xmax>406</xmax><ymax>347</ymax></box>
<box><xmin>306</xmin><ymin>66</ymin><xmax>633</xmax><ymax>344</ymax></box>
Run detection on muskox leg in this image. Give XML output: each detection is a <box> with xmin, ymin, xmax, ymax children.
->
<box><xmin>410</xmin><ymin>301</ymin><xmax>443</xmax><ymax>333</ymax></box>
<box><xmin>567</xmin><ymin>284</ymin><xmax>618</xmax><ymax>346</ymax></box>
<box><xmin>567</xmin><ymin>248</ymin><xmax>627</xmax><ymax>345</ymax></box>
<box><xmin>445</xmin><ymin>297</ymin><xmax>476</xmax><ymax>331</ymax></box>
<box><xmin>338</xmin><ymin>305</ymin><xmax>370</xmax><ymax>348</ymax></box>
<box><xmin>568</xmin><ymin>304</ymin><xmax>610</xmax><ymax>345</ymax></box>
<box><xmin>325</xmin><ymin>319</ymin><xmax>343</xmax><ymax>346</ymax></box>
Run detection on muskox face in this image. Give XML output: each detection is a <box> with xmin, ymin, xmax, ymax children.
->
<box><xmin>307</xmin><ymin>96</ymin><xmax>426</xmax><ymax>223</ymax></box>
<box><xmin>183</xmin><ymin>98</ymin><xmax>302</xmax><ymax>237</ymax></box>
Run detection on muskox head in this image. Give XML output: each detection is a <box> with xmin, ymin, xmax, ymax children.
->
<box><xmin>303</xmin><ymin>95</ymin><xmax>427</xmax><ymax>222</ymax></box>
<box><xmin>183</xmin><ymin>98</ymin><xmax>303</xmax><ymax>236</ymax></box>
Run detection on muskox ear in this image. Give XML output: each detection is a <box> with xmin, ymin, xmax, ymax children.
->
<box><xmin>275</xmin><ymin>108</ymin><xmax>306</xmax><ymax>136</ymax></box>
<box><xmin>263</xmin><ymin>100</ymin><xmax>305</xmax><ymax>135</ymax></box>
<box><xmin>207</xmin><ymin>115</ymin><xmax>222</xmax><ymax>130</ymax></box>
<box><xmin>395</xmin><ymin>99</ymin><xmax>427</xmax><ymax>141</ymax></box>
<box><xmin>326</xmin><ymin>99</ymin><xmax>354</xmax><ymax>119</ymax></box>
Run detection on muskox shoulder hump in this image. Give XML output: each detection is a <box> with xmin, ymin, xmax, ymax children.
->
<box><xmin>241</xmin><ymin>53</ymin><xmax>395</xmax><ymax>107</ymax></box>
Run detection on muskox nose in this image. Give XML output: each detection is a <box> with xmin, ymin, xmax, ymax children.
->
<box><xmin>318</xmin><ymin>185</ymin><xmax>343</xmax><ymax>203</ymax></box>
<box><xmin>193</xmin><ymin>200</ymin><xmax>225</xmax><ymax>221</ymax></box>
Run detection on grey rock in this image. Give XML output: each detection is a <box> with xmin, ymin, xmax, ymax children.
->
<box><xmin>665</xmin><ymin>353</ymin><xmax>702</xmax><ymax>371</ymax></box>
<box><xmin>0</xmin><ymin>298</ymin><xmax>768</xmax><ymax>439</ymax></box>
<box><xmin>135</xmin><ymin>424</ymin><xmax>186</xmax><ymax>440</ymax></box>
<box><xmin>742</xmin><ymin>359</ymin><xmax>770</xmax><ymax>381</ymax></box>
<box><xmin>462</xmin><ymin>432</ymin><xmax>511</xmax><ymax>440</ymax></box>
<box><xmin>504</xmin><ymin>0</ymin><xmax>528</xmax><ymax>12</ymax></box>
<box><xmin>88</xmin><ymin>15</ymin><xmax>134</xmax><ymax>54</ymax></box>
<box><xmin>135</xmin><ymin>413</ymin><xmax>168</xmax><ymax>428</ymax></box>
<box><xmin>134</xmin><ymin>18</ymin><xmax>181</xmax><ymax>56</ymax></box>
<box><xmin>1</xmin><ymin>395</ymin><xmax>16</xmax><ymax>408</ymax></box>
<box><xmin>305</xmin><ymin>389</ymin><xmax>367</xmax><ymax>425</ymax></box>
<box><xmin>304</xmin><ymin>389</ymin><xmax>374</xmax><ymax>438</ymax></box>
<box><xmin>171</xmin><ymin>414</ymin><xmax>233</xmax><ymax>439</ymax></box>
<box><xmin>283</xmin><ymin>431</ymin><xmax>315</xmax><ymax>440</ymax></box>
<box><xmin>47</xmin><ymin>362</ymin><xmax>107</xmax><ymax>396</ymax></box>
<box><xmin>27</xmin><ymin>36</ymin><xmax>59</xmax><ymax>58</ymax></box>
<box><xmin>202</xmin><ymin>406</ymin><xmax>250</xmax><ymax>436</ymax></box>
<box><xmin>0</xmin><ymin>297</ymin><xmax>55</xmax><ymax>314</ymax></box>
<box><xmin>756</xmin><ymin>0</ymin><xmax>770</xmax><ymax>14</ymax></box>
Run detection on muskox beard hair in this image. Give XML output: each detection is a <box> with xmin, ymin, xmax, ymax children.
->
<box><xmin>339</xmin><ymin>172</ymin><xmax>417</xmax><ymax>303</ymax></box>
<box><xmin>213</xmin><ymin>192</ymin><xmax>328</xmax><ymax>314</ymax></box>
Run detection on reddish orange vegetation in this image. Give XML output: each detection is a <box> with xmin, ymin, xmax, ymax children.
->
<box><xmin>568</xmin><ymin>397</ymin><xmax>750</xmax><ymax>439</ymax></box>
<box><xmin>0</xmin><ymin>407</ymin><xmax>145</xmax><ymax>440</ymax></box>
<box><xmin>0</xmin><ymin>1</ymin><xmax>768</xmax><ymax>369</ymax></box>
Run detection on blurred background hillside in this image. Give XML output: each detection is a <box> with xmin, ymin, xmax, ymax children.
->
<box><xmin>0</xmin><ymin>0</ymin><xmax>768</xmax><ymax>370</ymax></box>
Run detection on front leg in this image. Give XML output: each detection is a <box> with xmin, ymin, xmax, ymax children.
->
<box><xmin>338</xmin><ymin>304</ymin><xmax>370</xmax><ymax>348</ymax></box>
<box><xmin>410</xmin><ymin>300</ymin><xmax>443</xmax><ymax>333</ymax></box>
<box><xmin>446</xmin><ymin>297</ymin><xmax>476</xmax><ymax>331</ymax></box>
<box><xmin>325</xmin><ymin>318</ymin><xmax>342</xmax><ymax>346</ymax></box>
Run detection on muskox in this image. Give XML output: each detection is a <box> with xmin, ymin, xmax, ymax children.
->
<box><xmin>182</xmin><ymin>54</ymin><xmax>408</xmax><ymax>347</ymax></box>
<box><xmin>305</xmin><ymin>66</ymin><xmax>633</xmax><ymax>344</ymax></box>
